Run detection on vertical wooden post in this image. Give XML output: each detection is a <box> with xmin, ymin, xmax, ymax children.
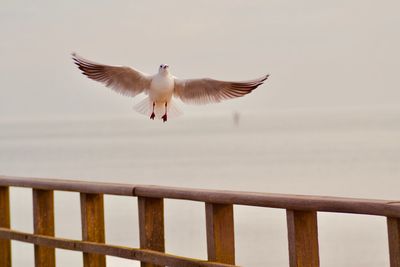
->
<box><xmin>138</xmin><ymin>197</ymin><xmax>165</xmax><ymax>267</ymax></box>
<box><xmin>0</xmin><ymin>186</ymin><xmax>11</xmax><ymax>267</ymax></box>
<box><xmin>33</xmin><ymin>189</ymin><xmax>56</xmax><ymax>267</ymax></box>
<box><xmin>286</xmin><ymin>210</ymin><xmax>319</xmax><ymax>267</ymax></box>
<box><xmin>80</xmin><ymin>193</ymin><xmax>106</xmax><ymax>267</ymax></box>
<box><xmin>387</xmin><ymin>217</ymin><xmax>400</xmax><ymax>267</ymax></box>
<box><xmin>205</xmin><ymin>203</ymin><xmax>235</xmax><ymax>265</ymax></box>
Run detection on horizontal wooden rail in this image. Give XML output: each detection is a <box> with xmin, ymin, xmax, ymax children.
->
<box><xmin>0</xmin><ymin>175</ymin><xmax>135</xmax><ymax>196</ymax></box>
<box><xmin>0</xmin><ymin>228</ymin><xmax>234</xmax><ymax>267</ymax></box>
<box><xmin>2</xmin><ymin>175</ymin><xmax>400</xmax><ymax>217</ymax></box>
<box><xmin>134</xmin><ymin>185</ymin><xmax>400</xmax><ymax>217</ymax></box>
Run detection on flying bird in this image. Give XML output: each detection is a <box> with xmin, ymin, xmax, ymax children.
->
<box><xmin>72</xmin><ymin>53</ymin><xmax>269</xmax><ymax>122</ymax></box>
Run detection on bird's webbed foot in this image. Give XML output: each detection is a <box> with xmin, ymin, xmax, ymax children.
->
<box><xmin>150</xmin><ymin>112</ymin><xmax>155</xmax><ymax>120</ymax></box>
<box><xmin>161</xmin><ymin>114</ymin><xmax>167</xmax><ymax>122</ymax></box>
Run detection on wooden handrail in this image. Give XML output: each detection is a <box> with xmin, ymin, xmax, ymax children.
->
<box><xmin>0</xmin><ymin>228</ymin><xmax>233</xmax><ymax>267</ymax></box>
<box><xmin>133</xmin><ymin>185</ymin><xmax>400</xmax><ymax>217</ymax></box>
<box><xmin>0</xmin><ymin>175</ymin><xmax>400</xmax><ymax>267</ymax></box>
<box><xmin>1</xmin><ymin>175</ymin><xmax>400</xmax><ymax>217</ymax></box>
<box><xmin>0</xmin><ymin>175</ymin><xmax>135</xmax><ymax>196</ymax></box>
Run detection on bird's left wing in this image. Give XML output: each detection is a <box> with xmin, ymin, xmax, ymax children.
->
<box><xmin>173</xmin><ymin>74</ymin><xmax>269</xmax><ymax>104</ymax></box>
<box><xmin>72</xmin><ymin>53</ymin><xmax>151</xmax><ymax>97</ymax></box>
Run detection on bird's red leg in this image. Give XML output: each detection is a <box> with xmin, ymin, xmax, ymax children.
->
<box><xmin>161</xmin><ymin>102</ymin><xmax>168</xmax><ymax>122</ymax></box>
<box><xmin>150</xmin><ymin>102</ymin><xmax>155</xmax><ymax>120</ymax></box>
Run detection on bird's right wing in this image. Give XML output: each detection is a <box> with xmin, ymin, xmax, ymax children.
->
<box><xmin>72</xmin><ymin>53</ymin><xmax>152</xmax><ymax>97</ymax></box>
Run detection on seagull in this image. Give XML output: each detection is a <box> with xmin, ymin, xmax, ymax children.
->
<box><xmin>72</xmin><ymin>53</ymin><xmax>269</xmax><ymax>122</ymax></box>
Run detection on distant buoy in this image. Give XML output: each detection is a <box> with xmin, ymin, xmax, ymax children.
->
<box><xmin>233</xmin><ymin>111</ymin><xmax>240</xmax><ymax>127</ymax></box>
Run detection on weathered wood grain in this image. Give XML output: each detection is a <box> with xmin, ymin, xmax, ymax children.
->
<box><xmin>0</xmin><ymin>186</ymin><xmax>11</xmax><ymax>267</ymax></box>
<box><xmin>287</xmin><ymin>210</ymin><xmax>319</xmax><ymax>267</ymax></box>
<box><xmin>205</xmin><ymin>203</ymin><xmax>235</xmax><ymax>265</ymax></box>
<box><xmin>33</xmin><ymin>189</ymin><xmax>56</xmax><ymax>267</ymax></box>
<box><xmin>138</xmin><ymin>197</ymin><xmax>165</xmax><ymax>267</ymax></box>
<box><xmin>388</xmin><ymin>217</ymin><xmax>400</xmax><ymax>267</ymax></box>
<box><xmin>0</xmin><ymin>228</ymin><xmax>237</xmax><ymax>267</ymax></box>
<box><xmin>81</xmin><ymin>193</ymin><xmax>106</xmax><ymax>267</ymax></box>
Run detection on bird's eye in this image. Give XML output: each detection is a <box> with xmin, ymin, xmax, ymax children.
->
<box><xmin>160</xmin><ymin>65</ymin><xmax>162</xmax><ymax>68</ymax></box>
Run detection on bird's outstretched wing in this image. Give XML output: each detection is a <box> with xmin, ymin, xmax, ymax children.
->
<box><xmin>173</xmin><ymin>74</ymin><xmax>269</xmax><ymax>104</ymax></box>
<box><xmin>72</xmin><ymin>53</ymin><xmax>151</xmax><ymax>97</ymax></box>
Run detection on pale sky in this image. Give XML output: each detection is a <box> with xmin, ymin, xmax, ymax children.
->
<box><xmin>1</xmin><ymin>0</ymin><xmax>399</xmax><ymax>120</ymax></box>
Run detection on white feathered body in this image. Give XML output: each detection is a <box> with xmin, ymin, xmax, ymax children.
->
<box><xmin>134</xmin><ymin>72</ymin><xmax>181</xmax><ymax>119</ymax></box>
<box><xmin>149</xmin><ymin>73</ymin><xmax>174</xmax><ymax>103</ymax></box>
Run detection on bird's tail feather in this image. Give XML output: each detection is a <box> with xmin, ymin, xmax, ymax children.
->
<box><xmin>133</xmin><ymin>97</ymin><xmax>183</xmax><ymax>119</ymax></box>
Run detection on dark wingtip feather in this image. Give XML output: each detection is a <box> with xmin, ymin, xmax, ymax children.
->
<box><xmin>258</xmin><ymin>74</ymin><xmax>270</xmax><ymax>83</ymax></box>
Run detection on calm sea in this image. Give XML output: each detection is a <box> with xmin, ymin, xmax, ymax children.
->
<box><xmin>1</xmin><ymin>108</ymin><xmax>399</xmax><ymax>266</ymax></box>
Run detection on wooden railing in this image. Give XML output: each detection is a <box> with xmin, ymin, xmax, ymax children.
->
<box><xmin>0</xmin><ymin>175</ymin><xmax>399</xmax><ymax>267</ymax></box>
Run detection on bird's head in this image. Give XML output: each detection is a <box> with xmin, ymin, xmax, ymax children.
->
<box><xmin>158</xmin><ymin>64</ymin><xmax>170</xmax><ymax>75</ymax></box>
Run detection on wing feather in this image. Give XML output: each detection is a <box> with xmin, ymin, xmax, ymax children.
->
<box><xmin>173</xmin><ymin>74</ymin><xmax>269</xmax><ymax>104</ymax></box>
<box><xmin>72</xmin><ymin>53</ymin><xmax>151</xmax><ymax>97</ymax></box>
